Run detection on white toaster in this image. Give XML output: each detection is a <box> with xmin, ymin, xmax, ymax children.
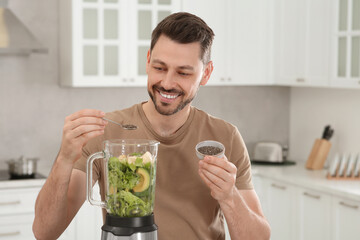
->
<box><xmin>253</xmin><ymin>142</ymin><xmax>283</xmax><ymax>162</ymax></box>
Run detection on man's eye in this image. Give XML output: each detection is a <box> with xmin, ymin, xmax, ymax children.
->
<box><xmin>178</xmin><ymin>72</ymin><xmax>190</xmax><ymax>76</ymax></box>
<box><xmin>154</xmin><ymin>67</ymin><xmax>163</xmax><ymax>71</ymax></box>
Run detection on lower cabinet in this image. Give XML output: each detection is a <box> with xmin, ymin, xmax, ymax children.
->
<box><xmin>295</xmin><ymin>187</ymin><xmax>331</xmax><ymax>240</ymax></box>
<box><xmin>263</xmin><ymin>179</ymin><xmax>296</xmax><ymax>240</ymax></box>
<box><xmin>0</xmin><ymin>187</ymin><xmax>42</xmax><ymax>240</ymax></box>
<box><xmin>332</xmin><ymin>196</ymin><xmax>360</xmax><ymax>240</ymax></box>
<box><xmin>0</xmin><ymin>214</ymin><xmax>34</xmax><ymax>240</ymax></box>
<box><xmin>253</xmin><ymin>175</ymin><xmax>360</xmax><ymax>240</ymax></box>
<box><xmin>0</xmin><ymin>183</ymin><xmax>102</xmax><ymax>240</ymax></box>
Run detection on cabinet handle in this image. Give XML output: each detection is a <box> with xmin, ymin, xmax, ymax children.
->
<box><xmin>227</xmin><ymin>77</ymin><xmax>232</xmax><ymax>81</ymax></box>
<box><xmin>271</xmin><ymin>183</ymin><xmax>286</xmax><ymax>190</ymax></box>
<box><xmin>0</xmin><ymin>231</ymin><xmax>21</xmax><ymax>237</ymax></box>
<box><xmin>339</xmin><ymin>201</ymin><xmax>359</xmax><ymax>209</ymax></box>
<box><xmin>220</xmin><ymin>77</ymin><xmax>225</xmax><ymax>82</ymax></box>
<box><xmin>303</xmin><ymin>192</ymin><xmax>321</xmax><ymax>199</ymax></box>
<box><xmin>296</xmin><ymin>78</ymin><xmax>305</xmax><ymax>82</ymax></box>
<box><xmin>0</xmin><ymin>200</ymin><xmax>21</xmax><ymax>206</ymax></box>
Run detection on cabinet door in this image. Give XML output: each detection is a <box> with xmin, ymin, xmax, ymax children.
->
<box><xmin>252</xmin><ymin>175</ymin><xmax>268</xmax><ymax>217</ymax></box>
<box><xmin>129</xmin><ymin>0</ymin><xmax>182</xmax><ymax>84</ymax></box>
<box><xmin>274</xmin><ymin>0</ymin><xmax>331</xmax><ymax>87</ymax></box>
<box><xmin>59</xmin><ymin>0</ymin><xmax>180</xmax><ymax>87</ymax></box>
<box><xmin>295</xmin><ymin>188</ymin><xmax>331</xmax><ymax>240</ymax></box>
<box><xmin>229</xmin><ymin>0</ymin><xmax>273</xmax><ymax>85</ymax></box>
<box><xmin>182</xmin><ymin>0</ymin><xmax>229</xmax><ymax>85</ymax></box>
<box><xmin>331</xmin><ymin>0</ymin><xmax>360</xmax><ymax>88</ymax></box>
<box><xmin>0</xmin><ymin>214</ymin><xmax>35</xmax><ymax>240</ymax></box>
<box><xmin>263</xmin><ymin>179</ymin><xmax>295</xmax><ymax>240</ymax></box>
<box><xmin>332</xmin><ymin>196</ymin><xmax>360</xmax><ymax>240</ymax></box>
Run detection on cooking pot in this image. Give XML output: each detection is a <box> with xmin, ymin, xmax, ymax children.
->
<box><xmin>6</xmin><ymin>156</ymin><xmax>39</xmax><ymax>178</ymax></box>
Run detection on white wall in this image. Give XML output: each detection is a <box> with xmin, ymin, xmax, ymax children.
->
<box><xmin>289</xmin><ymin>87</ymin><xmax>360</xmax><ymax>164</ymax></box>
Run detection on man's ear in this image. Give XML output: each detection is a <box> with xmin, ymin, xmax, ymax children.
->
<box><xmin>146</xmin><ymin>49</ymin><xmax>151</xmax><ymax>74</ymax></box>
<box><xmin>200</xmin><ymin>61</ymin><xmax>214</xmax><ymax>86</ymax></box>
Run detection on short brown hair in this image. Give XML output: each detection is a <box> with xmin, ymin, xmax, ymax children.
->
<box><xmin>150</xmin><ymin>12</ymin><xmax>215</xmax><ymax>64</ymax></box>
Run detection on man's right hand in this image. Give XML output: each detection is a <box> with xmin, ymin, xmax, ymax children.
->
<box><xmin>58</xmin><ymin>109</ymin><xmax>107</xmax><ymax>165</ymax></box>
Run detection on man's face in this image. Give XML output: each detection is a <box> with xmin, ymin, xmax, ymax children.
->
<box><xmin>146</xmin><ymin>35</ymin><xmax>212</xmax><ymax>116</ymax></box>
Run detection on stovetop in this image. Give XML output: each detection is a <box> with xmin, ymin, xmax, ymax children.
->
<box><xmin>0</xmin><ymin>169</ymin><xmax>46</xmax><ymax>181</ymax></box>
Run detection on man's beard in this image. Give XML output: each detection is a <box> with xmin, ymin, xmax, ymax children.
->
<box><xmin>148</xmin><ymin>85</ymin><xmax>196</xmax><ymax>116</ymax></box>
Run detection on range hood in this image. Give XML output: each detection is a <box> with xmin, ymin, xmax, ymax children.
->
<box><xmin>0</xmin><ymin>0</ymin><xmax>47</xmax><ymax>55</ymax></box>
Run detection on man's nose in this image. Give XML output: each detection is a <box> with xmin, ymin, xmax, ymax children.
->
<box><xmin>161</xmin><ymin>70</ymin><xmax>177</xmax><ymax>89</ymax></box>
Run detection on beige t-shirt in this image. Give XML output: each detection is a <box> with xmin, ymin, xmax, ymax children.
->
<box><xmin>74</xmin><ymin>103</ymin><xmax>253</xmax><ymax>240</ymax></box>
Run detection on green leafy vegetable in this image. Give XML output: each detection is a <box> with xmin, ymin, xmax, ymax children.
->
<box><xmin>106</xmin><ymin>153</ymin><xmax>155</xmax><ymax>217</ymax></box>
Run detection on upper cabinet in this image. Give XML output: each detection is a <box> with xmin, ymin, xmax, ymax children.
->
<box><xmin>273</xmin><ymin>0</ymin><xmax>331</xmax><ymax>87</ymax></box>
<box><xmin>182</xmin><ymin>0</ymin><xmax>229</xmax><ymax>85</ymax></box>
<box><xmin>59</xmin><ymin>0</ymin><xmax>360</xmax><ymax>89</ymax></box>
<box><xmin>59</xmin><ymin>0</ymin><xmax>181</xmax><ymax>87</ymax></box>
<box><xmin>331</xmin><ymin>0</ymin><xmax>360</xmax><ymax>88</ymax></box>
<box><xmin>183</xmin><ymin>0</ymin><xmax>273</xmax><ymax>86</ymax></box>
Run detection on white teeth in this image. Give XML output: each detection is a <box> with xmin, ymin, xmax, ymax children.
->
<box><xmin>160</xmin><ymin>92</ymin><xmax>178</xmax><ymax>99</ymax></box>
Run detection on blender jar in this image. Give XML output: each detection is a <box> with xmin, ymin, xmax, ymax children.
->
<box><xmin>87</xmin><ymin>139</ymin><xmax>160</xmax><ymax>217</ymax></box>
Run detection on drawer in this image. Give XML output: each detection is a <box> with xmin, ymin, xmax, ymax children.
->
<box><xmin>0</xmin><ymin>188</ymin><xmax>40</xmax><ymax>215</ymax></box>
<box><xmin>0</xmin><ymin>214</ymin><xmax>35</xmax><ymax>240</ymax></box>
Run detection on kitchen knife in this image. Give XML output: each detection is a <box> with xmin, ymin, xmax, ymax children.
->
<box><xmin>322</xmin><ymin>125</ymin><xmax>331</xmax><ymax>139</ymax></box>
<box><xmin>327</xmin><ymin>129</ymin><xmax>334</xmax><ymax>140</ymax></box>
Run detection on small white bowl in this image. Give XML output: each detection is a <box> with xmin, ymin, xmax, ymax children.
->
<box><xmin>195</xmin><ymin>140</ymin><xmax>225</xmax><ymax>159</ymax></box>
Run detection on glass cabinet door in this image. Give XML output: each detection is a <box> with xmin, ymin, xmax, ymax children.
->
<box><xmin>335</xmin><ymin>0</ymin><xmax>360</xmax><ymax>87</ymax></box>
<box><xmin>131</xmin><ymin>0</ymin><xmax>179</xmax><ymax>81</ymax></box>
<box><xmin>69</xmin><ymin>0</ymin><xmax>180</xmax><ymax>87</ymax></box>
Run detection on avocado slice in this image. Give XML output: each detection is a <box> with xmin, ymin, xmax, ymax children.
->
<box><xmin>133</xmin><ymin>168</ymin><xmax>150</xmax><ymax>193</ymax></box>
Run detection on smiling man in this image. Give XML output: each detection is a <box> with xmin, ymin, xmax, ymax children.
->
<box><xmin>33</xmin><ymin>12</ymin><xmax>271</xmax><ymax>240</ymax></box>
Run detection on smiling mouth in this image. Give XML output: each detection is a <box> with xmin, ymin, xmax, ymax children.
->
<box><xmin>159</xmin><ymin>91</ymin><xmax>179</xmax><ymax>99</ymax></box>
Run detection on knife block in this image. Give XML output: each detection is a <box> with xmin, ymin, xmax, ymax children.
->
<box><xmin>306</xmin><ymin>139</ymin><xmax>331</xmax><ymax>170</ymax></box>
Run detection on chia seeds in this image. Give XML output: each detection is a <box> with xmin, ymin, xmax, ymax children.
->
<box><xmin>122</xmin><ymin>124</ymin><xmax>138</xmax><ymax>130</ymax></box>
<box><xmin>197</xmin><ymin>146</ymin><xmax>223</xmax><ymax>156</ymax></box>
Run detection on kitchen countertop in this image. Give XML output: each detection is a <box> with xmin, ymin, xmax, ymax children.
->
<box><xmin>251</xmin><ymin>162</ymin><xmax>360</xmax><ymax>201</ymax></box>
<box><xmin>0</xmin><ymin>169</ymin><xmax>47</xmax><ymax>189</ymax></box>
<box><xmin>0</xmin><ymin>178</ymin><xmax>46</xmax><ymax>189</ymax></box>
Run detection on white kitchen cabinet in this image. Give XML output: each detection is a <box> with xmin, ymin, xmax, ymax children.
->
<box><xmin>59</xmin><ymin>0</ymin><xmax>181</xmax><ymax>87</ymax></box>
<box><xmin>263</xmin><ymin>178</ymin><xmax>296</xmax><ymax>240</ymax></box>
<box><xmin>182</xmin><ymin>0</ymin><xmax>229</xmax><ymax>85</ymax></box>
<box><xmin>332</xmin><ymin>196</ymin><xmax>360</xmax><ymax>240</ymax></box>
<box><xmin>331</xmin><ymin>0</ymin><xmax>360</xmax><ymax>88</ymax></box>
<box><xmin>273</xmin><ymin>0</ymin><xmax>331</xmax><ymax>87</ymax></box>
<box><xmin>183</xmin><ymin>0</ymin><xmax>272</xmax><ymax>86</ymax></box>
<box><xmin>0</xmin><ymin>215</ymin><xmax>35</xmax><ymax>240</ymax></box>
<box><xmin>228</xmin><ymin>0</ymin><xmax>273</xmax><ymax>85</ymax></box>
<box><xmin>0</xmin><ymin>187</ymin><xmax>42</xmax><ymax>240</ymax></box>
<box><xmin>295</xmin><ymin>187</ymin><xmax>332</xmax><ymax>240</ymax></box>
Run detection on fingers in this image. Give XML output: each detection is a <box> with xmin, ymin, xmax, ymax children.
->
<box><xmin>199</xmin><ymin>169</ymin><xmax>222</xmax><ymax>192</ymax></box>
<box><xmin>202</xmin><ymin>156</ymin><xmax>236</xmax><ymax>173</ymax></box>
<box><xmin>199</xmin><ymin>161</ymin><xmax>235</xmax><ymax>188</ymax></box>
<box><xmin>64</xmin><ymin>110</ymin><xmax>107</xmax><ymax>138</ymax></box>
<box><xmin>198</xmin><ymin>156</ymin><xmax>237</xmax><ymax>201</ymax></box>
<box><xmin>65</xmin><ymin>109</ymin><xmax>105</xmax><ymax>122</ymax></box>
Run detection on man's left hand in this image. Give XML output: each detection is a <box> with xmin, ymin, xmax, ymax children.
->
<box><xmin>198</xmin><ymin>155</ymin><xmax>237</xmax><ymax>203</ymax></box>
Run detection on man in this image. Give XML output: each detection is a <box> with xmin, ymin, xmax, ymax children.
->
<box><xmin>33</xmin><ymin>12</ymin><xmax>270</xmax><ymax>240</ymax></box>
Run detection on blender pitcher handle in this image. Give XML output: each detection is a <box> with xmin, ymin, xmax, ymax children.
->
<box><xmin>86</xmin><ymin>151</ymin><xmax>106</xmax><ymax>208</ymax></box>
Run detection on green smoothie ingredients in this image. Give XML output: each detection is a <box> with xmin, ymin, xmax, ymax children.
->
<box><xmin>107</xmin><ymin>152</ymin><xmax>155</xmax><ymax>217</ymax></box>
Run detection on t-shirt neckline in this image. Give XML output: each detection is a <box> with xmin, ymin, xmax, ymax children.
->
<box><xmin>137</xmin><ymin>102</ymin><xmax>195</xmax><ymax>144</ymax></box>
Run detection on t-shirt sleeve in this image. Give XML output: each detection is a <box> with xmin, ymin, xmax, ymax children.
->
<box><xmin>229</xmin><ymin>127</ymin><xmax>253</xmax><ymax>190</ymax></box>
